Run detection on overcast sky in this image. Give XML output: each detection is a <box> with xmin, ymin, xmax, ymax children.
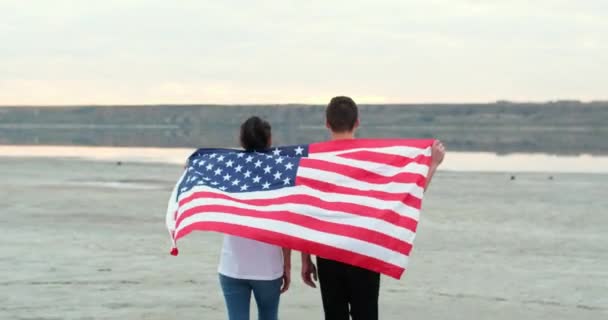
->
<box><xmin>1</xmin><ymin>0</ymin><xmax>606</xmax><ymax>105</ymax></box>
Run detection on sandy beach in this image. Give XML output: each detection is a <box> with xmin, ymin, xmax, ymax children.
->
<box><xmin>1</xmin><ymin>156</ymin><xmax>606</xmax><ymax>320</ymax></box>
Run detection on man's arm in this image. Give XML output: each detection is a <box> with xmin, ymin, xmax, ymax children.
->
<box><xmin>300</xmin><ymin>253</ymin><xmax>318</xmax><ymax>288</ymax></box>
<box><xmin>425</xmin><ymin>140</ymin><xmax>445</xmax><ymax>192</ymax></box>
<box><xmin>425</xmin><ymin>164</ymin><xmax>438</xmax><ymax>191</ymax></box>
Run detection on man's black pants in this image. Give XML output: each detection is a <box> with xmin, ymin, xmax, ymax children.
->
<box><xmin>317</xmin><ymin>257</ymin><xmax>381</xmax><ymax>320</ymax></box>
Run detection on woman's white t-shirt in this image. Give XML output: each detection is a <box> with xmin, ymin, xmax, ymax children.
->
<box><xmin>218</xmin><ymin>235</ymin><xmax>284</xmax><ymax>280</ymax></box>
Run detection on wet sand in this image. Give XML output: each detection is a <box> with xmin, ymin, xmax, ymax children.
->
<box><xmin>0</xmin><ymin>157</ymin><xmax>606</xmax><ymax>320</ymax></box>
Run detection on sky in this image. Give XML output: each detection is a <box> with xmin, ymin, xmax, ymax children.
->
<box><xmin>1</xmin><ymin>0</ymin><xmax>607</xmax><ymax>105</ymax></box>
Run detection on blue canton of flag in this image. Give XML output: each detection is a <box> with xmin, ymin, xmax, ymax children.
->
<box><xmin>178</xmin><ymin>145</ymin><xmax>309</xmax><ymax>198</ymax></box>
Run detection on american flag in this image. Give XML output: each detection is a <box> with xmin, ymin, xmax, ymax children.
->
<box><xmin>166</xmin><ymin>139</ymin><xmax>435</xmax><ymax>279</ymax></box>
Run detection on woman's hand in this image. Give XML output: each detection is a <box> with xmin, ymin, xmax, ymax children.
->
<box><xmin>280</xmin><ymin>264</ymin><xmax>291</xmax><ymax>294</ymax></box>
<box><xmin>280</xmin><ymin>248</ymin><xmax>292</xmax><ymax>293</ymax></box>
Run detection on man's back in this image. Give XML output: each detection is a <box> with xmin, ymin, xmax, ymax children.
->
<box><xmin>301</xmin><ymin>96</ymin><xmax>445</xmax><ymax>320</ymax></box>
<box><xmin>301</xmin><ymin>96</ymin><xmax>381</xmax><ymax>320</ymax></box>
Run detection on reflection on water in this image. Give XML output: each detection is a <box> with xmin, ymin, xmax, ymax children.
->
<box><xmin>1</xmin><ymin>145</ymin><xmax>607</xmax><ymax>174</ymax></box>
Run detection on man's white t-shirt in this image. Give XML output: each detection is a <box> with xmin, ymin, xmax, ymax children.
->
<box><xmin>218</xmin><ymin>235</ymin><xmax>284</xmax><ymax>280</ymax></box>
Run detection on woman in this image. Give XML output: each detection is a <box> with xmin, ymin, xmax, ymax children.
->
<box><xmin>218</xmin><ymin>116</ymin><xmax>291</xmax><ymax>320</ymax></box>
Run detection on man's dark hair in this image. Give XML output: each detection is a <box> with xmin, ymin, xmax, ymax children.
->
<box><xmin>325</xmin><ymin>96</ymin><xmax>358</xmax><ymax>133</ymax></box>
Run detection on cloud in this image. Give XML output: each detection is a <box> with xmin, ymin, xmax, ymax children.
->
<box><xmin>1</xmin><ymin>0</ymin><xmax>607</xmax><ymax>104</ymax></box>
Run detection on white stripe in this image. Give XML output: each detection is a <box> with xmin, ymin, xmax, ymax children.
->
<box><xmin>310</xmin><ymin>154</ymin><xmax>430</xmax><ymax>177</ymax></box>
<box><xmin>313</xmin><ymin>146</ymin><xmax>431</xmax><ymax>158</ymax></box>
<box><xmin>177</xmin><ymin>185</ymin><xmax>421</xmax><ymax>221</ymax></box>
<box><xmin>177</xmin><ymin>212</ymin><xmax>409</xmax><ymax>267</ymax></box>
<box><xmin>298</xmin><ymin>167</ymin><xmax>425</xmax><ymax>198</ymax></box>
<box><xmin>178</xmin><ymin>197</ymin><xmax>417</xmax><ymax>243</ymax></box>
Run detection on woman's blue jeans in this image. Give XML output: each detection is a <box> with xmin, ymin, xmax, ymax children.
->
<box><xmin>219</xmin><ymin>274</ymin><xmax>282</xmax><ymax>320</ymax></box>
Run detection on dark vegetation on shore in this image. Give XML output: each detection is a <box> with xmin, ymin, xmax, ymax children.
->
<box><xmin>1</xmin><ymin>101</ymin><xmax>607</xmax><ymax>155</ymax></box>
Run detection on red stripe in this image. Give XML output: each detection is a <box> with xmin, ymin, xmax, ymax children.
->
<box><xmin>296</xmin><ymin>176</ymin><xmax>422</xmax><ymax>209</ymax></box>
<box><xmin>176</xmin><ymin>205</ymin><xmax>413</xmax><ymax>255</ymax></box>
<box><xmin>175</xmin><ymin>221</ymin><xmax>406</xmax><ymax>279</ymax></box>
<box><xmin>300</xmin><ymin>158</ymin><xmax>427</xmax><ymax>188</ymax></box>
<box><xmin>309</xmin><ymin>138</ymin><xmax>435</xmax><ymax>154</ymax></box>
<box><xmin>177</xmin><ymin>191</ymin><xmax>419</xmax><ymax>232</ymax></box>
<box><xmin>336</xmin><ymin>151</ymin><xmax>432</xmax><ymax>168</ymax></box>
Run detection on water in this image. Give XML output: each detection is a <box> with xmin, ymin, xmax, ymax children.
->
<box><xmin>1</xmin><ymin>145</ymin><xmax>607</xmax><ymax>173</ymax></box>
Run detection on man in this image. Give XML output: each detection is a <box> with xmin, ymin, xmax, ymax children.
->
<box><xmin>300</xmin><ymin>96</ymin><xmax>446</xmax><ymax>320</ymax></box>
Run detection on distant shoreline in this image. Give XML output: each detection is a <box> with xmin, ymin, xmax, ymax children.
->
<box><xmin>1</xmin><ymin>102</ymin><xmax>607</xmax><ymax>155</ymax></box>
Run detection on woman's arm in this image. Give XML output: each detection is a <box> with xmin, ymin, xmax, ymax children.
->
<box><xmin>280</xmin><ymin>248</ymin><xmax>292</xmax><ymax>293</ymax></box>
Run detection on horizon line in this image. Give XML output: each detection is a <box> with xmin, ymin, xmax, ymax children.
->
<box><xmin>1</xmin><ymin>99</ymin><xmax>607</xmax><ymax>108</ymax></box>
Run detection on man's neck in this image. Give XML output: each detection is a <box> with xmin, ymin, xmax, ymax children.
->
<box><xmin>330</xmin><ymin>131</ymin><xmax>355</xmax><ymax>141</ymax></box>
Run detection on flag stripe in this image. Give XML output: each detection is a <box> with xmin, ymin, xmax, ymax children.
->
<box><xmin>312</xmin><ymin>154</ymin><xmax>431</xmax><ymax>178</ymax></box>
<box><xmin>296</xmin><ymin>177</ymin><xmax>423</xmax><ymax>210</ymax></box>
<box><xmin>176</xmin><ymin>221</ymin><xmax>405</xmax><ymax>278</ymax></box>
<box><xmin>176</xmin><ymin>212</ymin><xmax>409</xmax><ymax>268</ymax></box>
<box><xmin>177</xmin><ymin>195</ymin><xmax>419</xmax><ymax>238</ymax></box>
<box><xmin>336</xmin><ymin>150</ymin><xmax>431</xmax><ymax>169</ymax></box>
<box><xmin>309</xmin><ymin>139</ymin><xmax>434</xmax><ymax>154</ymax></box>
<box><xmin>312</xmin><ymin>146</ymin><xmax>431</xmax><ymax>161</ymax></box>
<box><xmin>297</xmin><ymin>167</ymin><xmax>425</xmax><ymax>198</ymax></box>
<box><xmin>177</xmin><ymin>205</ymin><xmax>414</xmax><ymax>255</ymax></box>
<box><xmin>300</xmin><ymin>158</ymin><xmax>426</xmax><ymax>187</ymax></box>
<box><xmin>178</xmin><ymin>185</ymin><xmax>422</xmax><ymax>220</ymax></box>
